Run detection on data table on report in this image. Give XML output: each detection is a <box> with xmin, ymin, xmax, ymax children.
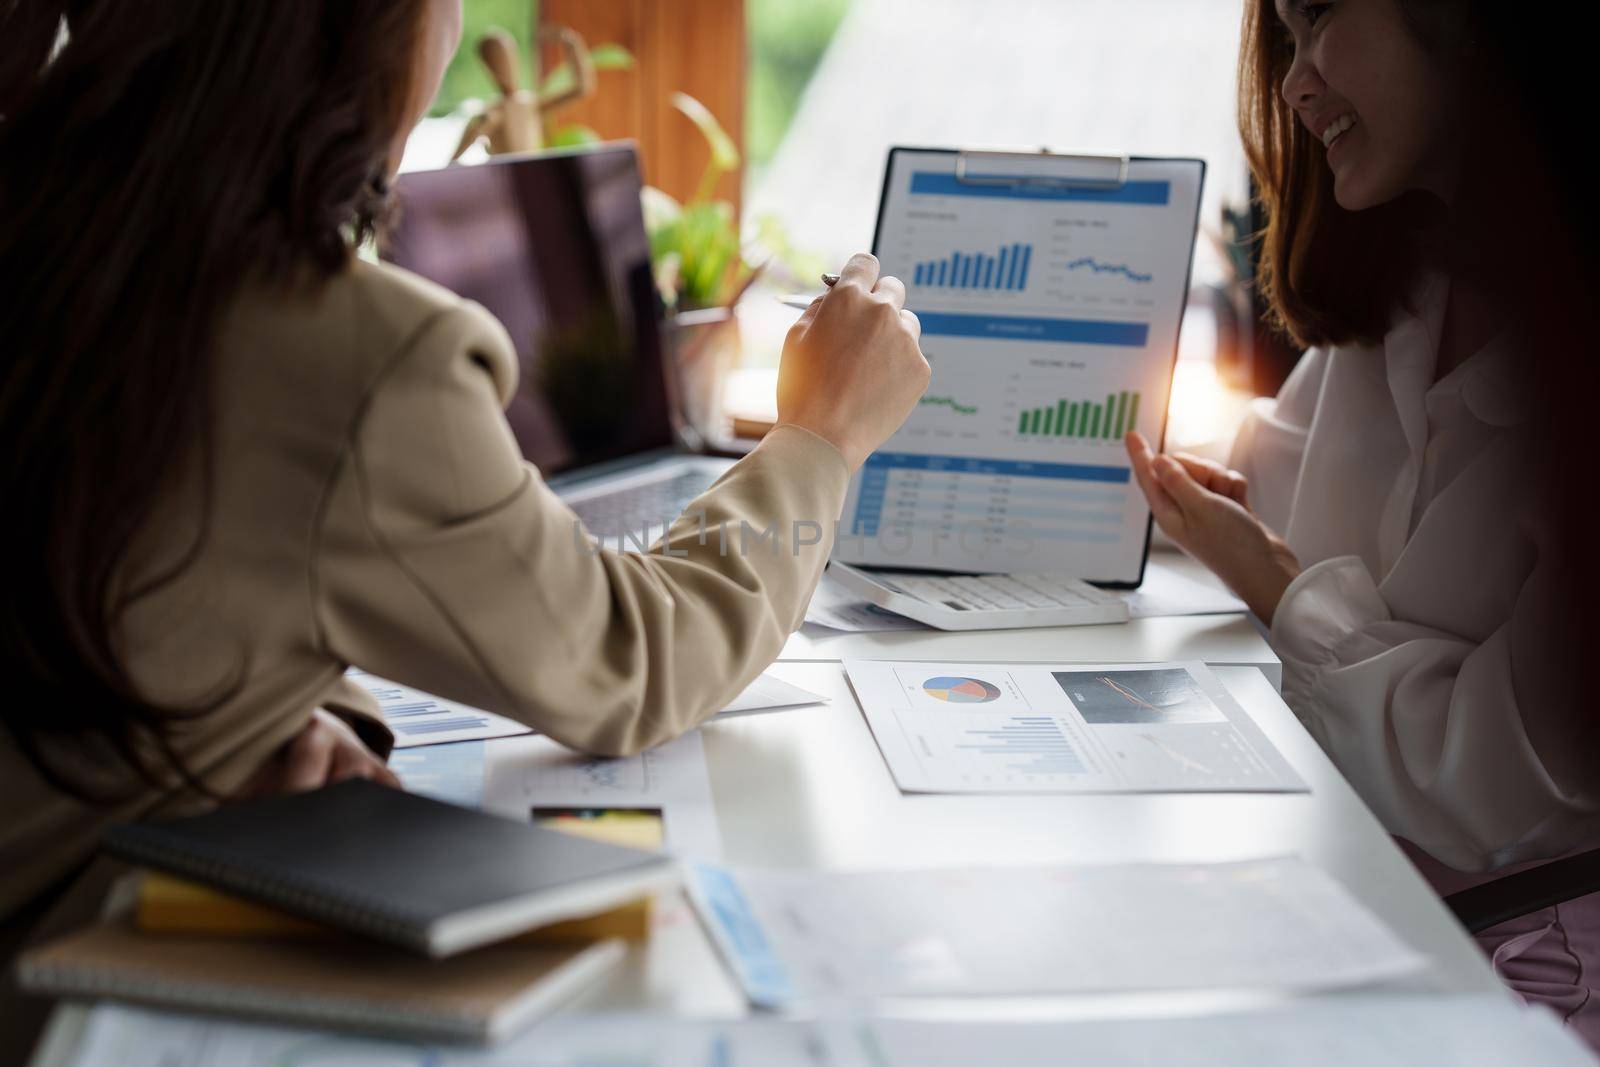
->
<box><xmin>835</xmin><ymin>149</ymin><xmax>1205</xmax><ymax>583</ymax></box>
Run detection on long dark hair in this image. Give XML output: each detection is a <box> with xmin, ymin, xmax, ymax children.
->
<box><xmin>1239</xmin><ymin>1</ymin><xmax>1596</xmax><ymax>770</ymax></box>
<box><xmin>0</xmin><ymin>0</ymin><xmax>428</xmax><ymax>800</ymax></box>
<box><xmin>1237</xmin><ymin>0</ymin><xmax>1592</xmax><ymax>352</ymax></box>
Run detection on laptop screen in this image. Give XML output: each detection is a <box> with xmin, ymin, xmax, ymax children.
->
<box><xmin>382</xmin><ymin>144</ymin><xmax>676</xmax><ymax>478</ymax></box>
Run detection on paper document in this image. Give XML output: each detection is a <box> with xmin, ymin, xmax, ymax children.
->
<box><xmin>850</xmin><ymin>996</ymin><xmax>1597</xmax><ymax>1067</ymax></box>
<box><xmin>390</xmin><ymin>741</ymin><xmax>486</xmax><ymax>808</ymax></box>
<box><xmin>716</xmin><ymin>674</ymin><xmax>826</xmax><ymax>718</ymax></box>
<box><xmin>834</xmin><ymin>151</ymin><xmax>1207</xmax><ymax>582</ymax></box>
<box><xmin>347</xmin><ymin>668</ymin><xmax>533</xmax><ymax>748</ymax></box>
<box><xmin>845</xmin><ymin>659</ymin><xmax>1304</xmax><ymax>794</ymax></box>
<box><xmin>354</xmin><ymin>668</ymin><xmax>821</xmax><ymax>748</ymax></box>
<box><xmin>483</xmin><ymin>730</ymin><xmax>722</xmax><ymax>859</ymax></box>
<box><xmin>808</xmin><ymin>560</ymin><xmax>1245</xmax><ymax>628</ymax></box>
<box><xmin>56</xmin><ymin>991</ymin><xmax>1593</xmax><ymax>1067</ymax></box>
<box><xmin>1118</xmin><ymin>558</ymin><xmax>1247</xmax><ymax>618</ymax></box>
<box><xmin>63</xmin><ymin>1006</ymin><xmax>826</xmax><ymax>1067</ymax></box>
<box><xmin>65</xmin><ymin>994</ymin><xmax>1600</xmax><ymax>1067</ymax></box>
<box><xmin>689</xmin><ymin>857</ymin><xmax>1423</xmax><ymax>1006</ymax></box>
<box><xmin>805</xmin><ymin>571</ymin><xmax>928</xmax><ymax>632</ymax></box>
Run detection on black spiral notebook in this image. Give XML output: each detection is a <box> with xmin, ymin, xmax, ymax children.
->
<box><xmin>103</xmin><ymin>779</ymin><xmax>678</xmax><ymax>958</ymax></box>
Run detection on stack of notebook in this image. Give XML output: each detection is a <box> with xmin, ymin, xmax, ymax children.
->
<box><xmin>17</xmin><ymin>780</ymin><xmax>680</xmax><ymax>1043</ymax></box>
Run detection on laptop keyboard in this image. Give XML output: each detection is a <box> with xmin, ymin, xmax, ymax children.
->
<box><xmin>569</xmin><ymin>470</ymin><xmax>720</xmax><ymax>540</ymax></box>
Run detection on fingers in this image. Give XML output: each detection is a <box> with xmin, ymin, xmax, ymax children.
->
<box><xmin>900</xmin><ymin>308</ymin><xmax>921</xmax><ymax>340</ymax></box>
<box><xmin>1124</xmin><ymin>432</ymin><xmax>1182</xmax><ymax>530</ymax></box>
<box><xmin>273</xmin><ymin>711</ymin><xmax>402</xmax><ymax>794</ymax></box>
<box><xmin>281</xmin><ymin>722</ymin><xmax>338</xmax><ymax>793</ymax></box>
<box><xmin>1171</xmin><ymin>451</ymin><xmax>1249</xmax><ymax>506</ymax></box>
<box><xmin>329</xmin><ymin>738</ymin><xmax>402</xmax><ymax>789</ymax></box>
<box><xmin>835</xmin><ymin>252</ymin><xmax>881</xmax><ymax>290</ymax></box>
<box><xmin>1152</xmin><ymin>454</ymin><xmax>1213</xmax><ymax>511</ymax></box>
<box><xmin>873</xmin><ymin>274</ymin><xmax>907</xmax><ymax>311</ymax></box>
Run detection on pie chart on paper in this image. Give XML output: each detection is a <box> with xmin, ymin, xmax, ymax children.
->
<box><xmin>922</xmin><ymin>676</ymin><xmax>1002</xmax><ymax>704</ymax></box>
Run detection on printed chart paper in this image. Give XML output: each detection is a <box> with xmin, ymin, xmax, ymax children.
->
<box><xmin>347</xmin><ymin>669</ymin><xmax>532</xmax><ymax>748</ymax></box>
<box><xmin>690</xmin><ymin>858</ymin><xmax>1423</xmax><ymax>1007</ymax></box>
<box><xmin>482</xmin><ymin>730</ymin><xmax>722</xmax><ymax>859</ymax></box>
<box><xmin>845</xmin><ymin>659</ymin><xmax>1304</xmax><ymax>794</ymax></box>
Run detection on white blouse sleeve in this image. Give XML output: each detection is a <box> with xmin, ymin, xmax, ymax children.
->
<box><xmin>1270</xmin><ymin>541</ymin><xmax>1599</xmax><ymax>873</ymax></box>
<box><xmin>1227</xmin><ymin>347</ymin><xmax>1328</xmax><ymax>535</ymax></box>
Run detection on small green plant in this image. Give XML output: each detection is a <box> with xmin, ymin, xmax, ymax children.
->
<box><xmin>641</xmin><ymin>93</ymin><xmax>756</xmax><ymax>313</ymax></box>
<box><xmin>641</xmin><ymin>93</ymin><xmax>825</xmax><ymax>313</ymax></box>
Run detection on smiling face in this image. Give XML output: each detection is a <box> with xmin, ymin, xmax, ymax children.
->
<box><xmin>1276</xmin><ymin>0</ymin><xmax>1466</xmax><ymax>210</ymax></box>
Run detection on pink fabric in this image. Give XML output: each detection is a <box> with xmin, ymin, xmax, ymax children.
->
<box><xmin>1402</xmin><ymin>839</ymin><xmax>1600</xmax><ymax>1050</ymax></box>
<box><xmin>1476</xmin><ymin>894</ymin><xmax>1600</xmax><ymax>1049</ymax></box>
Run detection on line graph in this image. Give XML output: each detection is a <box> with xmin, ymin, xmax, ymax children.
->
<box><xmin>919</xmin><ymin>394</ymin><xmax>979</xmax><ymax>415</ymax></box>
<box><xmin>1064</xmin><ymin>256</ymin><xmax>1152</xmax><ymax>284</ymax></box>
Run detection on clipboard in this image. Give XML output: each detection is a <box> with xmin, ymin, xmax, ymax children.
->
<box><xmin>954</xmin><ymin>147</ymin><xmax>1130</xmax><ymax>191</ymax></box>
<box><xmin>835</xmin><ymin>145</ymin><xmax>1207</xmax><ymax>587</ymax></box>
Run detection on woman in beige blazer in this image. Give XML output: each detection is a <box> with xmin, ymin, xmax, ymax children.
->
<box><xmin>0</xmin><ymin>0</ymin><xmax>927</xmax><ymax>1042</ymax></box>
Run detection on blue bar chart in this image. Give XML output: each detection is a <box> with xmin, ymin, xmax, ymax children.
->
<box><xmin>954</xmin><ymin>716</ymin><xmax>1087</xmax><ymax>775</ymax></box>
<box><xmin>914</xmin><ymin>242</ymin><xmax>1032</xmax><ymax>291</ymax></box>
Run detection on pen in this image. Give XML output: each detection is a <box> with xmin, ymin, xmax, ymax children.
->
<box><xmin>780</xmin><ymin>273</ymin><xmax>841</xmax><ymax>310</ymax></box>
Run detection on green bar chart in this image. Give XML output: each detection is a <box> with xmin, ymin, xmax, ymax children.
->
<box><xmin>1016</xmin><ymin>390</ymin><xmax>1141</xmax><ymax>440</ymax></box>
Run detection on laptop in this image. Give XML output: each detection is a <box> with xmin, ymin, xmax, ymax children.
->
<box><xmin>383</xmin><ymin>144</ymin><xmax>731</xmax><ymax>544</ymax></box>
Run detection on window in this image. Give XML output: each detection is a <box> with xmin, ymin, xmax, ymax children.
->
<box><xmin>740</xmin><ymin>1</ymin><xmax>1256</xmax><ymax>442</ymax></box>
<box><xmin>744</xmin><ymin>0</ymin><xmax>1248</xmax><ymax>291</ymax></box>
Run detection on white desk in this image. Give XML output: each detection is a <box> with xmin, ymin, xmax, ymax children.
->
<box><xmin>571</xmin><ymin>661</ymin><xmax>1498</xmax><ymax>1019</ymax></box>
<box><xmin>784</xmin><ymin>548</ymin><xmax>1283</xmax><ymax>688</ymax></box>
<box><xmin>30</xmin><ymin>640</ymin><xmax>1508</xmax><ymax>1066</ymax></box>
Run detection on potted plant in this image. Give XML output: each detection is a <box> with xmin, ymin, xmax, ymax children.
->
<box><xmin>641</xmin><ymin>92</ymin><xmax>768</xmax><ymax>448</ymax></box>
<box><xmin>452</xmin><ymin>32</ymin><xmax>802</xmax><ymax>446</ymax></box>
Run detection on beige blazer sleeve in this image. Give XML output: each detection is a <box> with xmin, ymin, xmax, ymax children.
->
<box><xmin>312</xmin><ymin>301</ymin><xmax>850</xmax><ymax>756</ymax></box>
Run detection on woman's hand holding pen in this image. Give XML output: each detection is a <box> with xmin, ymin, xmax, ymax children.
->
<box><xmin>1124</xmin><ymin>431</ymin><xmax>1301</xmax><ymax>626</ymax></box>
<box><xmin>776</xmin><ymin>253</ymin><xmax>930</xmax><ymax>470</ymax></box>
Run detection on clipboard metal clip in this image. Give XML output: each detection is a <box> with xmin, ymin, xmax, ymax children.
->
<box><xmin>955</xmin><ymin>148</ymin><xmax>1130</xmax><ymax>192</ymax></box>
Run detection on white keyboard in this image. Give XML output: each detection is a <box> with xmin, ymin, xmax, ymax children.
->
<box><xmin>827</xmin><ymin>562</ymin><xmax>1130</xmax><ymax>631</ymax></box>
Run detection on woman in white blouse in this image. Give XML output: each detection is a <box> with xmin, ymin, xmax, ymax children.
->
<box><xmin>1126</xmin><ymin>0</ymin><xmax>1599</xmax><ymax>1042</ymax></box>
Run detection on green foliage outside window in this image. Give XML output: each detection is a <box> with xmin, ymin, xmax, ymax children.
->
<box><xmin>433</xmin><ymin>0</ymin><xmax>534</xmax><ymax>116</ymax></box>
<box><xmin>436</xmin><ymin>0</ymin><xmax>851</xmax><ymax>165</ymax></box>
<box><xmin>746</xmin><ymin>0</ymin><xmax>851</xmax><ymax>169</ymax></box>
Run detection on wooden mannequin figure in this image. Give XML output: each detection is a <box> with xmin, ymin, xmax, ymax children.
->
<box><xmin>451</xmin><ymin>25</ymin><xmax>596</xmax><ymax>160</ymax></box>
